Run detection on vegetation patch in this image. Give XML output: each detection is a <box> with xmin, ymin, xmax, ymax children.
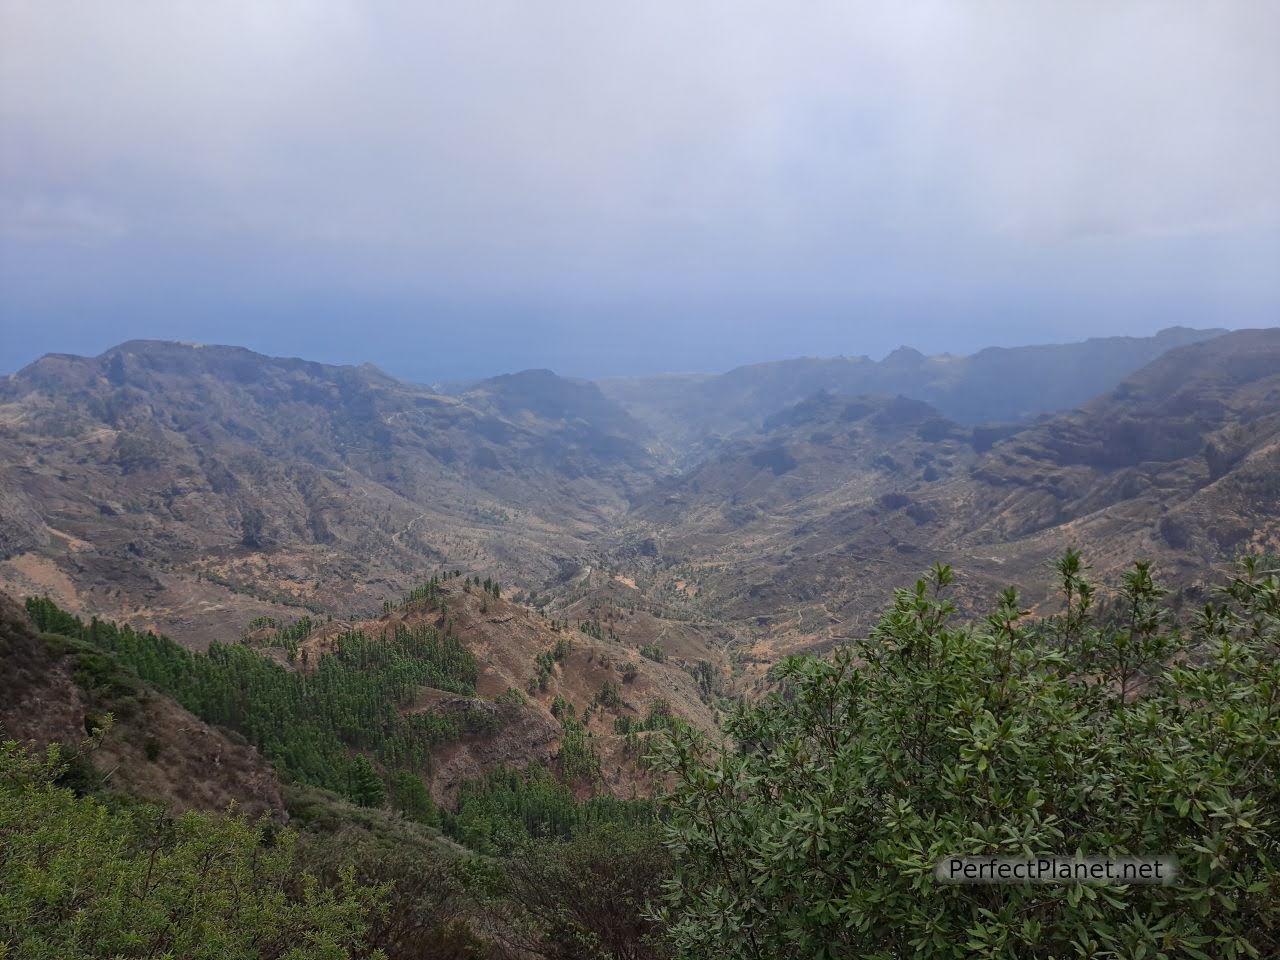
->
<box><xmin>26</xmin><ymin>596</ymin><xmax>483</xmax><ymax>807</ymax></box>
<box><xmin>650</xmin><ymin>555</ymin><xmax>1280</xmax><ymax>959</ymax></box>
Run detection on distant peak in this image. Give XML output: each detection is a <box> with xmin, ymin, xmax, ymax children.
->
<box><xmin>1154</xmin><ymin>325</ymin><xmax>1228</xmax><ymax>339</ymax></box>
<box><xmin>882</xmin><ymin>345</ymin><xmax>926</xmax><ymax>365</ymax></box>
<box><xmin>108</xmin><ymin>339</ymin><xmax>212</xmax><ymax>352</ymax></box>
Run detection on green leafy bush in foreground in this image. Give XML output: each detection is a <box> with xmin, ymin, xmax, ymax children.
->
<box><xmin>651</xmin><ymin>555</ymin><xmax>1280</xmax><ymax>959</ymax></box>
<box><xmin>0</xmin><ymin>741</ymin><xmax>382</xmax><ymax>960</ymax></box>
<box><xmin>490</xmin><ymin>822</ymin><xmax>672</xmax><ymax>960</ymax></box>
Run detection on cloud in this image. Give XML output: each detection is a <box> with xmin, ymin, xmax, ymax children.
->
<box><xmin>1</xmin><ymin>195</ymin><xmax>128</xmax><ymax>244</ymax></box>
<box><xmin>1</xmin><ymin>0</ymin><xmax>1277</xmax><ymax>375</ymax></box>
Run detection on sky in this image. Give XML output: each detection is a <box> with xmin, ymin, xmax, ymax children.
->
<box><xmin>2</xmin><ymin>1</ymin><xmax>1278</xmax><ymax>381</ymax></box>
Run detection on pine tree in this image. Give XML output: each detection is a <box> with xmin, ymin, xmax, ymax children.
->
<box><xmin>389</xmin><ymin>771</ymin><xmax>438</xmax><ymax>825</ymax></box>
<box><xmin>347</xmin><ymin>755</ymin><xmax>385</xmax><ymax>808</ymax></box>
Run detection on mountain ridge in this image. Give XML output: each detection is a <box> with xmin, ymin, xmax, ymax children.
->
<box><xmin>595</xmin><ymin>328</ymin><xmax>1280</xmax><ymax>676</ymax></box>
<box><xmin>0</xmin><ymin>339</ymin><xmax>663</xmax><ymax>645</ymax></box>
<box><xmin>597</xmin><ymin>325</ymin><xmax>1227</xmax><ymax>456</ymax></box>
<box><xmin>2</xmin><ymin>326</ymin><xmax>1274</xmax><ymax>677</ymax></box>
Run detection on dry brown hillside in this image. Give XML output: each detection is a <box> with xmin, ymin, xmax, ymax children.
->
<box><xmin>4</xmin><ymin>329</ymin><xmax>1277</xmax><ymax>727</ymax></box>
<box><xmin>249</xmin><ymin>579</ymin><xmax>723</xmax><ymax>804</ymax></box>
<box><xmin>0</xmin><ymin>589</ymin><xmax>285</xmax><ymax>820</ymax></box>
<box><xmin>0</xmin><ymin>341</ymin><xmax>660</xmax><ymax>646</ymax></box>
<box><xmin>601</xmin><ymin>329</ymin><xmax>1280</xmax><ymax>676</ymax></box>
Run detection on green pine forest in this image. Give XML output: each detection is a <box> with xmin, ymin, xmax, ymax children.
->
<box><xmin>24</xmin><ymin>585</ymin><xmax>486</xmax><ymax>804</ymax></box>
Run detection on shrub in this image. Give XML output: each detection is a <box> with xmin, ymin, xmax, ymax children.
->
<box><xmin>0</xmin><ymin>741</ymin><xmax>382</xmax><ymax>959</ymax></box>
<box><xmin>240</xmin><ymin>507</ymin><xmax>265</xmax><ymax>548</ymax></box>
<box><xmin>347</xmin><ymin>755</ymin><xmax>386</xmax><ymax>808</ymax></box>
<box><xmin>651</xmin><ymin>556</ymin><xmax>1280</xmax><ymax>959</ymax></box>
<box><xmin>298</xmin><ymin>823</ymin><xmax>485</xmax><ymax>960</ymax></box>
<box><xmin>496</xmin><ymin>823</ymin><xmax>671</xmax><ymax>960</ymax></box>
<box><xmin>597</xmin><ymin>680</ymin><xmax>623</xmax><ymax>710</ymax></box>
<box><xmin>445</xmin><ymin>765</ymin><xmax>652</xmax><ymax>855</ymax></box>
<box><xmin>495</xmin><ymin>686</ymin><xmax>526</xmax><ymax>706</ymax></box>
<box><xmin>558</xmin><ymin>718</ymin><xmax>600</xmax><ymax>783</ymax></box>
<box><xmin>877</xmin><ymin>491</ymin><xmax>911</xmax><ymax>510</ymax></box>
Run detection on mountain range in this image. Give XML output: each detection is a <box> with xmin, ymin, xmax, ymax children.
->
<box><xmin>2</xmin><ymin>324</ymin><xmax>1278</xmax><ymax>790</ymax></box>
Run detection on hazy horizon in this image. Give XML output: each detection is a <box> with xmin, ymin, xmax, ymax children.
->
<box><xmin>3</xmin><ymin>2</ymin><xmax>1277</xmax><ymax>381</ymax></box>
<box><xmin>2</xmin><ymin>322</ymin><xmax>1251</xmax><ymax>386</ymax></box>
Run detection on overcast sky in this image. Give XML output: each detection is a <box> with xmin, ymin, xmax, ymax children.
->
<box><xmin>2</xmin><ymin>1</ymin><xmax>1277</xmax><ymax>381</ymax></box>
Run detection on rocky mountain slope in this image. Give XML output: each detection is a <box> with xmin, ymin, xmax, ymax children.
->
<box><xmin>2</xmin><ymin>327</ymin><xmax>1276</xmax><ymax>713</ymax></box>
<box><xmin>602</xmin><ymin>329</ymin><xmax>1280</xmax><ymax>675</ymax></box>
<box><xmin>335</xmin><ymin>579</ymin><xmax>723</xmax><ymax>802</ymax></box>
<box><xmin>0</xmin><ymin>340</ymin><xmax>661</xmax><ymax>645</ymax></box>
<box><xmin>599</xmin><ymin>326</ymin><xmax>1224</xmax><ymax>459</ymax></box>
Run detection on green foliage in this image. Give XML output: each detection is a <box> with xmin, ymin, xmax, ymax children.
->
<box><xmin>651</xmin><ymin>557</ymin><xmax>1280</xmax><ymax>960</ymax></box>
<box><xmin>388</xmin><ymin>771</ymin><xmax>439</xmax><ymax>826</ymax></box>
<box><xmin>445</xmin><ymin>765</ymin><xmax>653</xmax><ymax>856</ymax></box>
<box><xmin>25</xmin><ymin>598</ymin><xmax>482</xmax><ymax>804</ymax></box>
<box><xmin>493</xmin><ymin>822</ymin><xmax>671</xmax><ymax>960</ymax></box>
<box><xmin>25</xmin><ymin>597</ymin><xmax>82</xmax><ymax>636</ymax></box>
<box><xmin>50</xmin><ymin>735</ymin><xmax>108</xmax><ymax>796</ymax></box>
<box><xmin>399</xmin><ymin>577</ymin><xmax>446</xmax><ymax>610</ymax></box>
<box><xmin>687</xmin><ymin>659</ymin><xmax>716</xmax><ymax>700</ymax></box>
<box><xmin>347</xmin><ymin>755</ymin><xmax>386</xmax><ymax>808</ymax></box>
<box><xmin>293</xmin><ymin>809</ymin><xmax>486</xmax><ymax>960</ymax></box>
<box><xmin>246</xmin><ymin>615</ymin><xmax>315</xmax><ymax>657</ymax></box>
<box><xmin>596</xmin><ymin>679</ymin><xmax>623</xmax><ymax>711</ymax></box>
<box><xmin>645</xmin><ymin>697</ymin><xmax>674</xmax><ymax>726</ymax></box>
<box><xmin>495</xmin><ymin>686</ymin><xmax>527</xmax><ymax>706</ymax></box>
<box><xmin>615</xmin><ymin>698</ymin><xmax>683</xmax><ymax>759</ymax></box>
<box><xmin>557</xmin><ymin>717</ymin><xmax>601</xmax><ymax>783</ymax></box>
<box><xmin>639</xmin><ymin>644</ymin><xmax>666</xmax><ymax>663</ymax></box>
<box><xmin>294</xmin><ymin>772</ymin><xmax>663</xmax><ymax>960</ymax></box>
<box><xmin>532</xmin><ymin>637</ymin><xmax>573</xmax><ymax>694</ymax></box>
<box><xmin>0</xmin><ymin>741</ymin><xmax>382</xmax><ymax>960</ymax></box>
<box><xmin>36</xmin><ymin>625</ymin><xmax>148</xmax><ymax>719</ymax></box>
